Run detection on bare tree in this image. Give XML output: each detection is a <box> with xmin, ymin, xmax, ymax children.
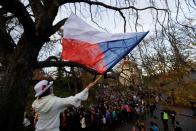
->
<box><xmin>133</xmin><ymin>20</ymin><xmax>195</xmax><ymax>77</ymax></box>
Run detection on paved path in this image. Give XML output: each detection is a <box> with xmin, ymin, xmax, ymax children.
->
<box><xmin>108</xmin><ymin>106</ymin><xmax>196</xmax><ymax>131</ymax></box>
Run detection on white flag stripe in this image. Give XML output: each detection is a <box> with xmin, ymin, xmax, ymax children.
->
<box><xmin>63</xmin><ymin>14</ymin><xmax>142</xmax><ymax>44</ymax></box>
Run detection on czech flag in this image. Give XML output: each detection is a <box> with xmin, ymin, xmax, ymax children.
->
<box><xmin>61</xmin><ymin>14</ymin><xmax>148</xmax><ymax>74</ymax></box>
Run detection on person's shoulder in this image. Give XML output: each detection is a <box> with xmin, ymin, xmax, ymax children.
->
<box><xmin>46</xmin><ymin>94</ymin><xmax>56</xmax><ymax>99</ymax></box>
<box><xmin>50</xmin><ymin>95</ymin><xmax>59</xmax><ymax>99</ymax></box>
<box><xmin>53</xmin><ymin>95</ymin><xmax>67</xmax><ymax>101</ymax></box>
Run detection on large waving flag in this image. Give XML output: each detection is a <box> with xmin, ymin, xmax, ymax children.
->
<box><xmin>61</xmin><ymin>14</ymin><xmax>148</xmax><ymax>74</ymax></box>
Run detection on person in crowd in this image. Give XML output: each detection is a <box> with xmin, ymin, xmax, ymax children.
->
<box><xmin>23</xmin><ymin>112</ymin><xmax>32</xmax><ymax>131</ymax></box>
<box><xmin>170</xmin><ymin>110</ymin><xmax>176</xmax><ymax>125</ymax></box>
<box><xmin>161</xmin><ymin>110</ymin><xmax>169</xmax><ymax>131</ymax></box>
<box><xmin>101</xmin><ymin>115</ymin><xmax>107</xmax><ymax>130</ymax></box>
<box><xmin>59</xmin><ymin>111</ymin><xmax>67</xmax><ymax>131</ymax></box>
<box><xmin>23</xmin><ymin>112</ymin><xmax>31</xmax><ymax>127</ymax></box>
<box><xmin>174</xmin><ymin>121</ymin><xmax>182</xmax><ymax>131</ymax></box>
<box><xmin>80</xmin><ymin>114</ymin><xmax>86</xmax><ymax>131</ymax></box>
<box><xmin>136</xmin><ymin>120</ymin><xmax>145</xmax><ymax>131</ymax></box>
<box><xmin>155</xmin><ymin>95</ymin><xmax>159</xmax><ymax>104</ymax></box>
<box><xmin>149</xmin><ymin>121</ymin><xmax>159</xmax><ymax>131</ymax></box>
<box><xmin>32</xmin><ymin>76</ymin><xmax>102</xmax><ymax>131</ymax></box>
<box><xmin>130</xmin><ymin>126</ymin><xmax>137</xmax><ymax>131</ymax></box>
<box><xmin>149</xmin><ymin>102</ymin><xmax>157</xmax><ymax>117</ymax></box>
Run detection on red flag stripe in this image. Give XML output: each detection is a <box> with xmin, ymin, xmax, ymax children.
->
<box><xmin>61</xmin><ymin>38</ymin><xmax>106</xmax><ymax>74</ymax></box>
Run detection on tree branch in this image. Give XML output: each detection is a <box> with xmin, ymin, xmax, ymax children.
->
<box><xmin>35</xmin><ymin>0</ymin><xmax>59</xmax><ymax>38</ymax></box>
<box><xmin>0</xmin><ymin>0</ymin><xmax>36</xmax><ymax>37</ymax></box>
<box><xmin>58</xmin><ymin>0</ymin><xmax>168</xmax><ymax>12</ymax></box>
<box><xmin>29</xmin><ymin>0</ymin><xmax>44</xmax><ymax>23</ymax></box>
<box><xmin>58</xmin><ymin>0</ymin><xmax>167</xmax><ymax>33</ymax></box>
<box><xmin>0</xmin><ymin>12</ymin><xmax>16</xmax><ymax>54</ymax></box>
<box><xmin>118</xmin><ymin>10</ymin><xmax>126</xmax><ymax>32</ymax></box>
<box><xmin>0</xmin><ymin>20</ymin><xmax>16</xmax><ymax>66</ymax></box>
<box><xmin>48</xmin><ymin>18</ymin><xmax>68</xmax><ymax>37</ymax></box>
<box><xmin>0</xmin><ymin>27</ymin><xmax>16</xmax><ymax>52</ymax></box>
<box><xmin>35</xmin><ymin>56</ymin><xmax>100</xmax><ymax>75</ymax></box>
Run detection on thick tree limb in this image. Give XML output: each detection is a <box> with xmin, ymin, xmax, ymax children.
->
<box><xmin>29</xmin><ymin>0</ymin><xmax>44</xmax><ymax>23</ymax></box>
<box><xmin>0</xmin><ymin>12</ymin><xmax>15</xmax><ymax>67</ymax></box>
<box><xmin>36</xmin><ymin>56</ymin><xmax>100</xmax><ymax>75</ymax></box>
<box><xmin>35</xmin><ymin>0</ymin><xmax>59</xmax><ymax>37</ymax></box>
<box><xmin>0</xmin><ymin>11</ymin><xmax>16</xmax><ymax>51</ymax></box>
<box><xmin>0</xmin><ymin>27</ymin><xmax>16</xmax><ymax>53</ymax></box>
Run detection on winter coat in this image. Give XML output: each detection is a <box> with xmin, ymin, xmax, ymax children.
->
<box><xmin>32</xmin><ymin>88</ymin><xmax>89</xmax><ymax>131</ymax></box>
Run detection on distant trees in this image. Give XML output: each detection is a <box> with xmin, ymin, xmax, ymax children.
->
<box><xmin>132</xmin><ymin>22</ymin><xmax>195</xmax><ymax>77</ymax></box>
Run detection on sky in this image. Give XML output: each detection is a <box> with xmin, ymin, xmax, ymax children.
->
<box><xmin>54</xmin><ymin>0</ymin><xmax>196</xmax><ymax>32</ymax></box>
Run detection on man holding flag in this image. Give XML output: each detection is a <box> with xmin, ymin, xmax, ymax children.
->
<box><xmin>32</xmin><ymin>76</ymin><xmax>102</xmax><ymax>131</ymax></box>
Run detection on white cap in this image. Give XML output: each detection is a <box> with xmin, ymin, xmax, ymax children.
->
<box><xmin>34</xmin><ymin>80</ymin><xmax>53</xmax><ymax>97</ymax></box>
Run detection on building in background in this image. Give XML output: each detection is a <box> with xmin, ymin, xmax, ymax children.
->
<box><xmin>116</xmin><ymin>56</ymin><xmax>142</xmax><ymax>88</ymax></box>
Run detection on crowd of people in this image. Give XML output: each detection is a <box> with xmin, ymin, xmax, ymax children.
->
<box><xmin>23</xmin><ymin>84</ymin><xmax>182</xmax><ymax>131</ymax></box>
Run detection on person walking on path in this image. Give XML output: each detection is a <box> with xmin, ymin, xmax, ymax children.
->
<box><xmin>32</xmin><ymin>76</ymin><xmax>102</xmax><ymax>131</ymax></box>
<box><xmin>161</xmin><ymin>110</ymin><xmax>169</xmax><ymax>131</ymax></box>
<box><xmin>170</xmin><ymin>110</ymin><xmax>176</xmax><ymax>125</ymax></box>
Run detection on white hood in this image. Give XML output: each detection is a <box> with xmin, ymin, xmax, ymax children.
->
<box><xmin>32</xmin><ymin>95</ymin><xmax>56</xmax><ymax>113</ymax></box>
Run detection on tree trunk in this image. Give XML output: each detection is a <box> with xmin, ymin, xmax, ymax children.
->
<box><xmin>0</xmin><ymin>36</ymin><xmax>42</xmax><ymax>130</ymax></box>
